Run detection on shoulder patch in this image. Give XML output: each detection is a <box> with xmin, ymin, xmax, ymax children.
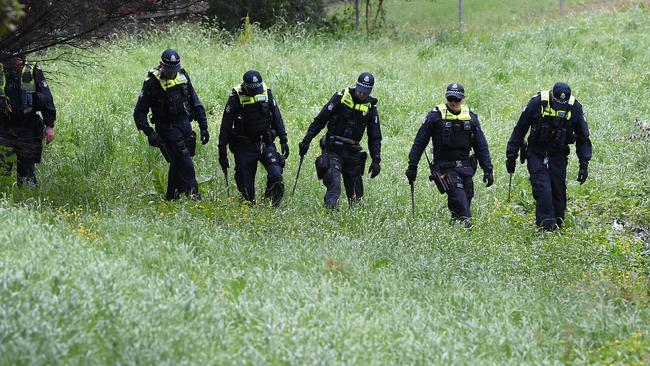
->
<box><xmin>336</xmin><ymin>91</ymin><xmax>343</xmax><ymax>96</ymax></box>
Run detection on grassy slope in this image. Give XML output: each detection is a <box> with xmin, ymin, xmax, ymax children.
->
<box><xmin>1</xmin><ymin>1</ymin><xmax>650</xmax><ymax>365</ymax></box>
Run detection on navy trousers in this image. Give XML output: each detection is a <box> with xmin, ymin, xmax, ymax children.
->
<box><xmin>0</xmin><ymin>124</ymin><xmax>43</xmax><ymax>186</ymax></box>
<box><xmin>321</xmin><ymin>147</ymin><xmax>365</xmax><ymax>209</ymax></box>
<box><xmin>442</xmin><ymin>166</ymin><xmax>475</xmax><ymax>221</ymax></box>
<box><xmin>231</xmin><ymin>141</ymin><xmax>284</xmax><ymax>204</ymax></box>
<box><xmin>526</xmin><ymin>150</ymin><xmax>568</xmax><ymax>230</ymax></box>
<box><xmin>156</xmin><ymin>122</ymin><xmax>198</xmax><ymax>200</ymax></box>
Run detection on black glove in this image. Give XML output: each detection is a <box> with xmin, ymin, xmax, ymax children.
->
<box><xmin>506</xmin><ymin>158</ymin><xmax>516</xmax><ymax>174</ymax></box>
<box><xmin>281</xmin><ymin>141</ymin><xmax>289</xmax><ymax>159</ymax></box>
<box><xmin>483</xmin><ymin>171</ymin><xmax>494</xmax><ymax>187</ymax></box>
<box><xmin>147</xmin><ymin>132</ymin><xmax>163</xmax><ymax>148</ymax></box>
<box><xmin>218</xmin><ymin>145</ymin><xmax>229</xmax><ymax>171</ymax></box>
<box><xmin>200</xmin><ymin>129</ymin><xmax>209</xmax><ymax>145</ymax></box>
<box><xmin>298</xmin><ymin>140</ymin><xmax>309</xmax><ymax>157</ymax></box>
<box><xmin>577</xmin><ymin>166</ymin><xmax>588</xmax><ymax>185</ymax></box>
<box><xmin>405</xmin><ymin>166</ymin><xmax>417</xmax><ymax>184</ymax></box>
<box><xmin>369</xmin><ymin>160</ymin><xmax>381</xmax><ymax>178</ymax></box>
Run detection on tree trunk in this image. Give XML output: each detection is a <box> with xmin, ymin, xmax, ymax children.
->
<box><xmin>354</xmin><ymin>0</ymin><xmax>360</xmax><ymax>31</ymax></box>
<box><xmin>365</xmin><ymin>0</ymin><xmax>370</xmax><ymax>34</ymax></box>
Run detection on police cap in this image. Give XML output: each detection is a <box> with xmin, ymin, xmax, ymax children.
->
<box><xmin>445</xmin><ymin>83</ymin><xmax>465</xmax><ymax>99</ymax></box>
<box><xmin>356</xmin><ymin>72</ymin><xmax>374</xmax><ymax>95</ymax></box>
<box><xmin>243</xmin><ymin>70</ymin><xmax>264</xmax><ymax>95</ymax></box>
<box><xmin>161</xmin><ymin>48</ymin><xmax>181</xmax><ymax>73</ymax></box>
<box><xmin>552</xmin><ymin>82</ymin><xmax>571</xmax><ymax>103</ymax></box>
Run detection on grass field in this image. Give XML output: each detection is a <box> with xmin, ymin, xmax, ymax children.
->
<box><xmin>1</xmin><ymin>0</ymin><xmax>649</xmax><ymax>364</ymax></box>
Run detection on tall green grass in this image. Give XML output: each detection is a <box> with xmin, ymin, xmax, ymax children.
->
<box><xmin>0</xmin><ymin>2</ymin><xmax>649</xmax><ymax>364</ymax></box>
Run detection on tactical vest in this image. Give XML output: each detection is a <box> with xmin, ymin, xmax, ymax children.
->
<box><xmin>329</xmin><ymin>88</ymin><xmax>372</xmax><ymax>142</ymax></box>
<box><xmin>1</xmin><ymin>62</ymin><xmax>37</xmax><ymax>115</ymax></box>
<box><xmin>149</xmin><ymin>67</ymin><xmax>190</xmax><ymax>123</ymax></box>
<box><xmin>530</xmin><ymin>90</ymin><xmax>576</xmax><ymax>147</ymax></box>
<box><xmin>233</xmin><ymin>82</ymin><xmax>273</xmax><ymax>136</ymax></box>
<box><xmin>437</xmin><ymin>104</ymin><xmax>474</xmax><ymax>150</ymax></box>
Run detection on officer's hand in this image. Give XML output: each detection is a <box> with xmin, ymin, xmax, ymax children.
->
<box><xmin>200</xmin><ymin>129</ymin><xmax>210</xmax><ymax>145</ymax></box>
<box><xmin>281</xmin><ymin>142</ymin><xmax>290</xmax><ymax>159</ymax></box>
<box><xmin>147</xmin><ymin>132</ymin><xmax>163</xmax><ymax>148</ymax></box>
<box><xmin>298</xmin><ymin>140</ymin><xmax>309</xmax><ymax>157</ymax></box>
<box><xmin>577</xmin><ymin>167</ymin><xmax>588</xmax><ymax>185</ymax></box>
<box><xmin>405</xmin><ymin>166</ymin><xmax>417</xmax><ymax>184</ymax></box>
<box><xmin>506</xmin><ymin>158</ymin><xmax>516</xmax><ymax>174</ymax></box>
<box><xmin>483</xmin><ymin>171</ymin><xmax>494</xmax><ymax>187</ymax></box>
<box><xmin>218</xmin><ymin>145</ymin><xmax>229</xmax><ymax>171</ymax></box>
<box><xmin>43</xmin><ymin>126</ymin><xmax>55</xmax><ymax>144</ymax></box>
<box><xmin>369</xmin><ymin>160</ymin><xmax>381</xmax><ymax>178</ymax></box>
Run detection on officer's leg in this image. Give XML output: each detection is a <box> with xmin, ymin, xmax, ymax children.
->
<box><xmin>549</xmin><ymin>155</ymin><xmax>568</xmax><ymax>228</ymax></box>
<box><xmin>0</xmin><ymin>144</ymin><xmax>15</xmax><ymax>178</ymax></box>
<box><xmin>261</xmin><ymin>144</ymin><xmax>284</xmax><ymax>205</ymax></box>
<box><xmin>15</xmin><ymin>143</ymin><xmax>37</xmax><ymax>186</ymax></box>
<box><xmin>322</xmin><ymin>152</ymin><xmax>342</xmax><ymax>209</ymax></box>
<box><xmin>446</xmin><ymin>168</ymin><xmax>471</xmax><ymax>222</ymax></box>
<box><xmin>342</xmin><ymin>151</ymin><xmax>364</xmax><ymax>205</ymax></box>
<box><xmin>233</xmin><ymin>143</ymin><xmax>259</xmax><ymax>202</ymax></box>
<box><xmin>162</xmin><ymin>126</ymin><xmax>198</xmax><ymax>200</ymax></box>
<box><xmin>527</xmin><ymin>152</ymin><xmax>555</xmax><ymax>231</ymax></box>
<box><xmin>461</xmin><ymin>167</ymin><xmax>475</xmax><ymax>216</ymax></box>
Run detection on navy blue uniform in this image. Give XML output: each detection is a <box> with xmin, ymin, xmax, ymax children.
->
<box><xmin>506</xmin><ymin>93</ymin><xmax>592</xmax><ymax>230</ymax></box>
<box><xmin>218</xmin><ymin>86</ymin><xmax>287</xmax><ymax>204</ymax></box>
<box><xmin>407</xmin><ymin>105</ymin><xmax>493</xmax><ymax>221</ymax></box>
<box><xmin>302</xmin><ymin>87</ymin><xmax>382</xmax><ymax>208</ymax></box>
<box><xmin>133</xmin><ymin>67</ymin><xmax>208</xmax><ymax>200</ymax></box>
<box><xmin>0</xmin><ymin>62</ymin><xmax>56</xmax><ymax>185</ymax></box>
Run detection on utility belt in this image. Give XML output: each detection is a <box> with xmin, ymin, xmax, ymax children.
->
<box><xmin>231</xmin><ymin>129</ymin><xmax>276</xmax><ymax>144</ymax></box>
<box><xmin>320</xmin><ymin>134</ymin><xmax>362</xmax><ymax>152</ymax></box>
<box><xmin>151</xmin><ymin>114</ymin><xmax>190</xmax><ymax>127</ymax></box>
<box><xmin>434</xmin><ymin>156</ymin><xmax>476</xmax><ymax>170</ymax></box>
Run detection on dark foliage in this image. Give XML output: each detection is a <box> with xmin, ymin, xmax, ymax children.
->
<box><xmin>206</xmin><ymin>0</ymin><xmax>326</xmax><ymax>30</ymax></box>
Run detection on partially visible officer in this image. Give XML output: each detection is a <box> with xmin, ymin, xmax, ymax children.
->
<box><xmin>298</xmin><ymin>72</ymin><xmax>382</xmax><ymax>209</ymax></box>
<box><xmin>405</xmin><ymin>83</ymin><xmax>493</xmax><ymax>226</ymax></box>
<box><xmin>218</xmin><ymin>70</ymin><xmax>289</xmax><ymax>205</ymax></box>
<box><xmin>506</xmin><ymin>82</ymin><xmax>592</xmax><ymax>231</ymax></box>
<box><xmin>134</xmin><ymin>48</ymin><xmax>209</xmax><ymax>200</ymax></box>
<box><xmin>0</xmin><ymin>52</ymin><xmax>56</xmax><ymax>185</ymax></box>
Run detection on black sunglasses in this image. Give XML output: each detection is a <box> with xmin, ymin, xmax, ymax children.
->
<box><xmin>446</xmin><ymin>96</ymin><xmax>462</xmax><ymax>103</ymax></box>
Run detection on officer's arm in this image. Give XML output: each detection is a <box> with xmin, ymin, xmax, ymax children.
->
<box><xmin>33</xmin><ymin>65</ymin><xmax>56</xmax><ymax>127</ymax></box>
<box><xmin>366</xmin><ymin>105</ymin><xmax>382</xmax><ymax>162</ymax></box>
<box><xmin>407</xmin><ymin>112</ymin><xmax>436</xmax><ymax>167</ymax></box>
<box><xmin>187</xmin><ymin>81</ymin><xmax>208</xmax><ymax>131</ymax></box>
<box><xmin>133</xmin><ymin>79</ymin><xmax>154</xmax><ymax>136</ymax></box>
<box><xmin>303</xmin><ymin>92</ymin><xmax>341</xmax><ymax>143</ymax></box>
<box><xmin>268</xmin><ymin>90</ymin><xmax>288</xmax><ymax>144</ymax></box>
<box><xmin>218</xmin><ymin>92</ymin><xmax>239</xmax><ymax>147</ymax></box>
<box><xmin>471</xmin><ymin>116</ymin><xmax>493</xmax><ymax>172</ymax></box>
<box><xmin>506</xmin><ymin>97</ymin><xmax>537</xmax><ymax>160</ymax></box>
<box><xmin>573</xmin><ymin>103</ymin><xmax>592</xmax><ymax>167</ymax></box>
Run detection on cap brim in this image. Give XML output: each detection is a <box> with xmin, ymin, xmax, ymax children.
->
<box><xmin>245</xmin><ymin>85</ymin><xmax>264</xmax><ymax>95</ymax></box>
<box><xmin>356</xmin><ymin>85</ymin><xmax>372</xmax><ymax>95</ymax></box>
<box><xmin>445</xmin><ymin>91</ymin><xmax>464</xmax><ymax>98</ymax></box>
<box><xmin>163</xmin><ymin>63</ymin><xmax>181</xmax><ymax>73</ymax></box>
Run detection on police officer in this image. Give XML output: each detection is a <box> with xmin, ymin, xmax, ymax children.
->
<box><xmin>0</xmin><ymin>52</ymin><xmax>56</xmax><ymax>185</ymax></box>
<box><xmin>134</xmin><ymin>49</ymin><xmax>209</xmax><ymax>200</ymax></box>
<box><xmin>298</xmin><ymin>72</ymin><xmax>382</xmax><ymax>209</ymax></box>
<box><xmin>405</xmin><ymin>83</ymin><xmax>493</xmax><ymax>226</ymax></box>
<box><xmin>218</xmin><ymin>70</ymin><xmax>289</xmax><ymax>205</ymax></box>
<box><xmin>506</xmin><ymin>82</ymin><xmax>591</xmax><ymax>231</ymax></box>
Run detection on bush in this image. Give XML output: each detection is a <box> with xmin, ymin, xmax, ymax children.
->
<box><xmin>206</xmin><ymin>0</ymin><xmax>327</xmax><ymax>30</ymax></box>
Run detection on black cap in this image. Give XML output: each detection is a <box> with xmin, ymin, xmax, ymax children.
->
<box><xmin>356</xmin><ymin>72</ymin><xmax>374</xmax><ymax>95</ymax></box>
<box><xmin>243</xmin><ymin>70</ymin><xmax>264</xmax><ymax>95</ymax></box>
<box><xmin>552</xmin><ymin>82</ymin><xmax>571</xmax><ymax>103</ymax></box>
<box><xmin>161</xmin><ymin>48</ymin><xmax>181</xmax><ymax>73</ymax></box>
<box><xmin>445</xmin><ymin>83</ymin><xmax>465</xmax><ymax>99</ymax></box>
